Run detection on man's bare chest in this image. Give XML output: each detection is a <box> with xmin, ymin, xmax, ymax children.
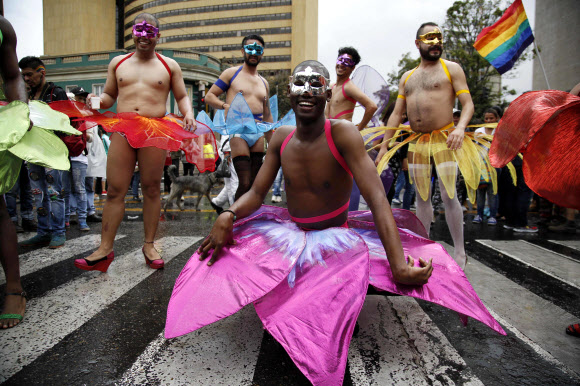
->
<box><xmin>117</xmin><ymin>62</ymin><xmax>170</xmax><ymax>90</ymax></box>
<box><xmin>229</xmin><ymin>75</ymin><xmax>267</xmax><ymax>100</ymax></box>
<box><xmin>330</xmin><ymin>85</ymin><xmax>351</xmax><ymax>106</ymax></box>
<box><xmin>405</xmin><ymin>71</ymin><xmax>451</xmax><ymax>97</ymax></box>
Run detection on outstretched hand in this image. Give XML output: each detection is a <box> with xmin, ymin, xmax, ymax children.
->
<box><xmin>198</xmin><ymin>213</ymin><xmax>235</xmax><ymax>265</ymax></box>
<box><xmin>394</xmin><ymin>256</ymin><xmax>433</xmax><ymax>285</ymax></box>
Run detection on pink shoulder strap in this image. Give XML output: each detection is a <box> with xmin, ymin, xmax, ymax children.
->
<box><xmin>280</xmin><ymin>129</ymin><xmax>296</xmax><ymax>155</ymax></box>
<box><xmin>324</xmin><ymin>120</ymin><xmax>352</xmax><ymax>176</ymax></box>
<box><xmin>342</xmin><ymin>79</ymin><xmax>357</xmax><ymax>104</ymax></box>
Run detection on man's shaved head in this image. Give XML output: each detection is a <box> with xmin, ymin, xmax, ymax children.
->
<box><xmin>293</xmin><ymin>60</ymin><xmax>330</xmax><ymax>79</ymax></box>
<box><xmin>134</xmin><ymin>12</ymin><xmax>159</xmax><ymax>28</ymax></box>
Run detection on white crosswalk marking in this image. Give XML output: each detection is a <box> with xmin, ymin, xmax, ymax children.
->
<box><xmin>549</xmin><ymin>239</ymin><xmax>580</xmax><ymax>251</ymax></box>
<box><xmin>0</xmin><ymin>236</ymin><xmax>201</xmax><ymax>383</ymax></box>
<box><xmin>348</xmin><ymin>296</ymin><xmax>483</xmax><ymax>385</ymax></box>
<box><xmin>119</xmin><ymin>305</ymin><xmax>263</xmax><ymax>385</ymax></box>
<box><xmin>440</xmin><ymin>241</ymin><xmax>580</xmax><ymax>379</ymax></box>
<box><xmin>2</xmin><ymin>235</ymin><xmax>579</xmax><ymax>383</ymax></box>
<box><xmin>476</xmin><ymin>239</ymin><xmax>580</xmax><ymax>289</ymax></box>
<box><xmin>1</xmin><ymin>234</ymin><xmax>126</xmax><ymax>285</ymax></box>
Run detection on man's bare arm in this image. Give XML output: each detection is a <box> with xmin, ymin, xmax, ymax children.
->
<box><xmin>335</xmin><ymin>121</ymin><xmax>432</xmax><ymax>284</ymax></box>
<box><xmin>169</xmin><ymin>59</ymin><xmax>196</xmax><ymax>131</ymax></box>
<box><xmin>0</xmin><ymin>17</ymin><xmax>27</xmax><ymax>103</ymax></box>
<box><xmin>447</xmin><ymin>62</ymin><xmax>474</xmax><ymax>150</ymax></box>
<box><xmin>345</xmin><ymin>82</ymin><xmax>378</xmax><ymax>131</ymax></box>
<box><xmin>92</xmin><ymin>57</ymin><xmax>122</xmax><ymax>109</ymax></box>
<box><xmin>197</xmin><ymin>127</ymin><xmax>288</xmax><ymax>265</ymax></box>
<box><xmin>375</xmin><ymin>76</ymin><xmax>407</xmax><ymax>165</ymax></box>
<box><xmin>205</xmin><ymin>68</ymin><xmax>234</xmax><ymax>110</ymax></box>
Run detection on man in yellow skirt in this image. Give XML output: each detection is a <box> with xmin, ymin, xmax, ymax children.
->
<box><xmin>376</xmin><ymin>22</ymin><xmax>475</xmax><ymax>269</ymax></box>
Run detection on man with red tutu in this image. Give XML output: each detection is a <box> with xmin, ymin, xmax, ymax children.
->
<box><xmin>75</xmin><ymin>13</ymin><xmax>195</xmax><ymax>271</ymax></box>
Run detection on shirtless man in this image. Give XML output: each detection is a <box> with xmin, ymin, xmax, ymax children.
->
<box><xmin>326</xmin><ymin>47</ymin><xmax>377</xmax><ymax>130</ymax></box>
<box><xmin>76</xmin><ymin>13</ymin><xmax>195</xmax><ymax>270</ymax></box>
<box><xmin>326</xmin><ymin>47</ymin><xmax>378</xmax><ymax>211</ymax></box>
<box><xmin>0</xmin><ymin>15</ymin><xmax>29</xmax><ymax>328</ymax></box>
<box><xmin>198</xmin><ymin>60</ymin><xmax>432</xmax><ymax>286</ymax></box>
<box><xmin>205</xmin><ymin>34</ymin><xmax>273</xmax><ymax>200</ymax></box>
<box><xmin>376</xmin><ymin>22</ymin><xmax>474</xmax><ymax>268</ymax></box>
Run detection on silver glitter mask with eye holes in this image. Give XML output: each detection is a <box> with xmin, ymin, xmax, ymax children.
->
<box><xmin>289</xmin><ymin>67</ymin><xmax>330</xmax><ymax>96</ymax></box>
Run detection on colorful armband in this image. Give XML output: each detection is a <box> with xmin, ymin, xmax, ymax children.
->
<box><xmin>214</xmin><ymin>78</ymin><xmax>229</xmax><ymax>92</ymax></box>
<box><xmin>397</xmin><ymin>94</ymin><xmax>406</xmax><ymax>100</ymax></box>
<box><xmin>455</xmin><ymin>89</ymin><xmax>470</xmax><ymax>96</ymax></box>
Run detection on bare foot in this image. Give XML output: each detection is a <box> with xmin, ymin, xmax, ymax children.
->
<box><xmin>85</xmin><ymin>247</ymin><xmax>114</xmax><ymax>262</ymax></box>
<box><xmin>143</xmin><ymin>243</ymin><xmax>162</xmax><ymax>261</ymax></box>
<box><xmin>1</xmin><ymin>292</ymin><xmax>26</xmax><ymax>329</ymax></box>
<box><xmin>455</xmin><ymin>253</ymin><xmax>467</xmax><ymax>270</ymax></box>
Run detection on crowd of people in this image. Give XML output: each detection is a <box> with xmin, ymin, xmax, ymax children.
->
<box><xmin>1</xmin><ymin>9</ymin><xmax>577</xmax><ymax>385</ymax></box>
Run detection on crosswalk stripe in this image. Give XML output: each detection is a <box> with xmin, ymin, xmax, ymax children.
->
<box><xmin>119</xmin><ymin>305</ymin><xmax>263</xmax><ymax>385</ymax></box>
<box><xmin>476</xmin><ymin>239</ymin><xmax>580</xmax><ymax>289</ymax></box>
<box><xmin>439</xmin><ymin>241</ymin><xmax>580</xmax><ymax>378</ymax></box>
<box><xmin>518</xmin><ymin>240</ymin><xmax>579</xmax><ymax>264</ymax></box>
<box><xmin>0</xmin><ymin>236</ymin><xmax>201</xmax><ymax>383</ymax></box>
<box><xmin>487</xmin><ymin>308</ymin><xmax>580</xmax><ymax>381</ymax></box>
<box><xmin>548</xmin><ymin>239</ymin><xmax>580</xmax><ymax>252</ymax></box>
<box><xmin>349</xmin><ymin>296</ymin><xmax>483</xmax><ymax>384</ymax></box>
<box><xmin>2</xmin><ymin>234</ymin><xmax>127</xmax><ymax>286</ymax></box>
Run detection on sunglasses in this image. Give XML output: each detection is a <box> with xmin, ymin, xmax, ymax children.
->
<box><xmin>133</xmin><ymin>21</ymin><xmax>159</xmax><ymax>38</ymax></box>
<box><xmin>289</xmin><ymin>70</ymin><xmax>330</xmax><ymax>96</ymax></box>
<box><xmin>244</xmin><ymin>42</ymin><xmax>264</xmax><ymax>56</ymax></box>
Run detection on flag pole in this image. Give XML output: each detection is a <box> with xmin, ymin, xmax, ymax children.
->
<box><xmin>533</xmin><ymin>38</ymin><xmax>551</xmax><ymax>89</ymax></box>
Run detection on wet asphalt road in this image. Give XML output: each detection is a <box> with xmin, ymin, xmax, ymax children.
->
<box><xmin>1</xmin><ymin>184</ymin><xmax>579</xmax><ymax>385</ymax></box>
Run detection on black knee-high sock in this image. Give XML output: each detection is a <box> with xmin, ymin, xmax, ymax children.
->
<box><xmin>233</xmin><ymin>155</ymin><xmax>251</xmax><ymax>201</ymax></box>
<box><xmin>250</xmin><ymin>152</ymin><xmax>264</xmax><ymax>186</ymax></box>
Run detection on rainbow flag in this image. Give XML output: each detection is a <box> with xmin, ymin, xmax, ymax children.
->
<box><xmin>474</xmin><ymin>0</ymin><xmax>534</xmax><ymax>75</ymax></box>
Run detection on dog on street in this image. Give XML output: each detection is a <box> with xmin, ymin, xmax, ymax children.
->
<box><xmin>163</xmin><ymin>165</ymin><xmax>226</xmax><ymax>212</ymax></box>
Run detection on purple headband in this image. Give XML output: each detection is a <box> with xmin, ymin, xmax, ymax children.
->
<box><xmin>133</xmin><ymin>20</ymin><xmax>159</xmax><ymax>38</ymax></box>
<box><xmin>336</xmin><ymin>54</ymin><xmax>355</xmax><ymax>67</ymax></box>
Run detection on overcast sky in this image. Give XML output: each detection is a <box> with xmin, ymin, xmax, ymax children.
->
<box><xmin>6</xmin><ymin>0</ymin><xmax>535</xmax><ymax>106</ymax></box>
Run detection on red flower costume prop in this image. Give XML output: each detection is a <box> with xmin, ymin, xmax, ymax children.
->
<box><xmin>489</xmin><ymin>90</ymin><xmax>580</xmax><ymax>209</ymax></box>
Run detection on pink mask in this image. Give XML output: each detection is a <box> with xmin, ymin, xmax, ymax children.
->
<box><xmin>133</xmin><ymin>21</ymin><xmax>159</xmax><ymax>38</ymax></box>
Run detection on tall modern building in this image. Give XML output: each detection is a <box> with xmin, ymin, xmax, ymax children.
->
<box><xmin>532</xmin><ymin>0</ymin><xmax>580</xmax><ymax>91</ymax></box>
<box><xmin>43</xmin><ymin>0</ymin><xmax>318</xmax><ymax>77</ymax></box>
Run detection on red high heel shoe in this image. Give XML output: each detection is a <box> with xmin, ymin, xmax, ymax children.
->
<box><xmin>143</xmin><ymin>246</ymin><xmax>164</xmax><ymax>269</ymax></box>
<box><xmin>74</xmin><ymin>251</ymin><xmax>114</xmax><ymax>272</ymax></box>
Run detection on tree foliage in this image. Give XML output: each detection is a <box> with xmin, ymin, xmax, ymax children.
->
<box><xmin>265</xmin><ymin>72</ymin><xmax>292</xmax><ymax>117</ymax></box>
<box><xmin>443</xmin><ymin>0</ymin><xmax>530</xmax><ymax>117</ymax></box>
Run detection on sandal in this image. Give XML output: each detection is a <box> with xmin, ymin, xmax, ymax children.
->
<box><xmin>0</xmin><ymin>291</ymin><xmax>27</xmax><ymax>328</ymax></box>
<box><xmin>565</xmin><ymin>323</ymin><xmax>580</xmax><ymax>337</ymax></box>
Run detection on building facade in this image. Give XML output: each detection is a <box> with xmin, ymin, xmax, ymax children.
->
<box><xmin>42</xmin><ymin>0</ymin><xmax>318</xmax><ymax>113</ymax></box>
<box><xmin>532</xmin><ymin>0</ymin><xmax>580</xmax><ymax>91</ymax></box>
<box><xmin>43</xmin><ymin>0</ymin><xmax>318</xmax><ymax>78</ymax></box>
<box><xmin>123</xmin><ymin>0</ymin><xmax>317</xmax><ymax>76</ymax></box>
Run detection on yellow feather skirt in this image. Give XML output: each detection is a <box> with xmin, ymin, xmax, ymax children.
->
<box><xmin>362</xmin><ymin>125</ymin><xmax>516</xmax><ymax>204</ymax></box>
